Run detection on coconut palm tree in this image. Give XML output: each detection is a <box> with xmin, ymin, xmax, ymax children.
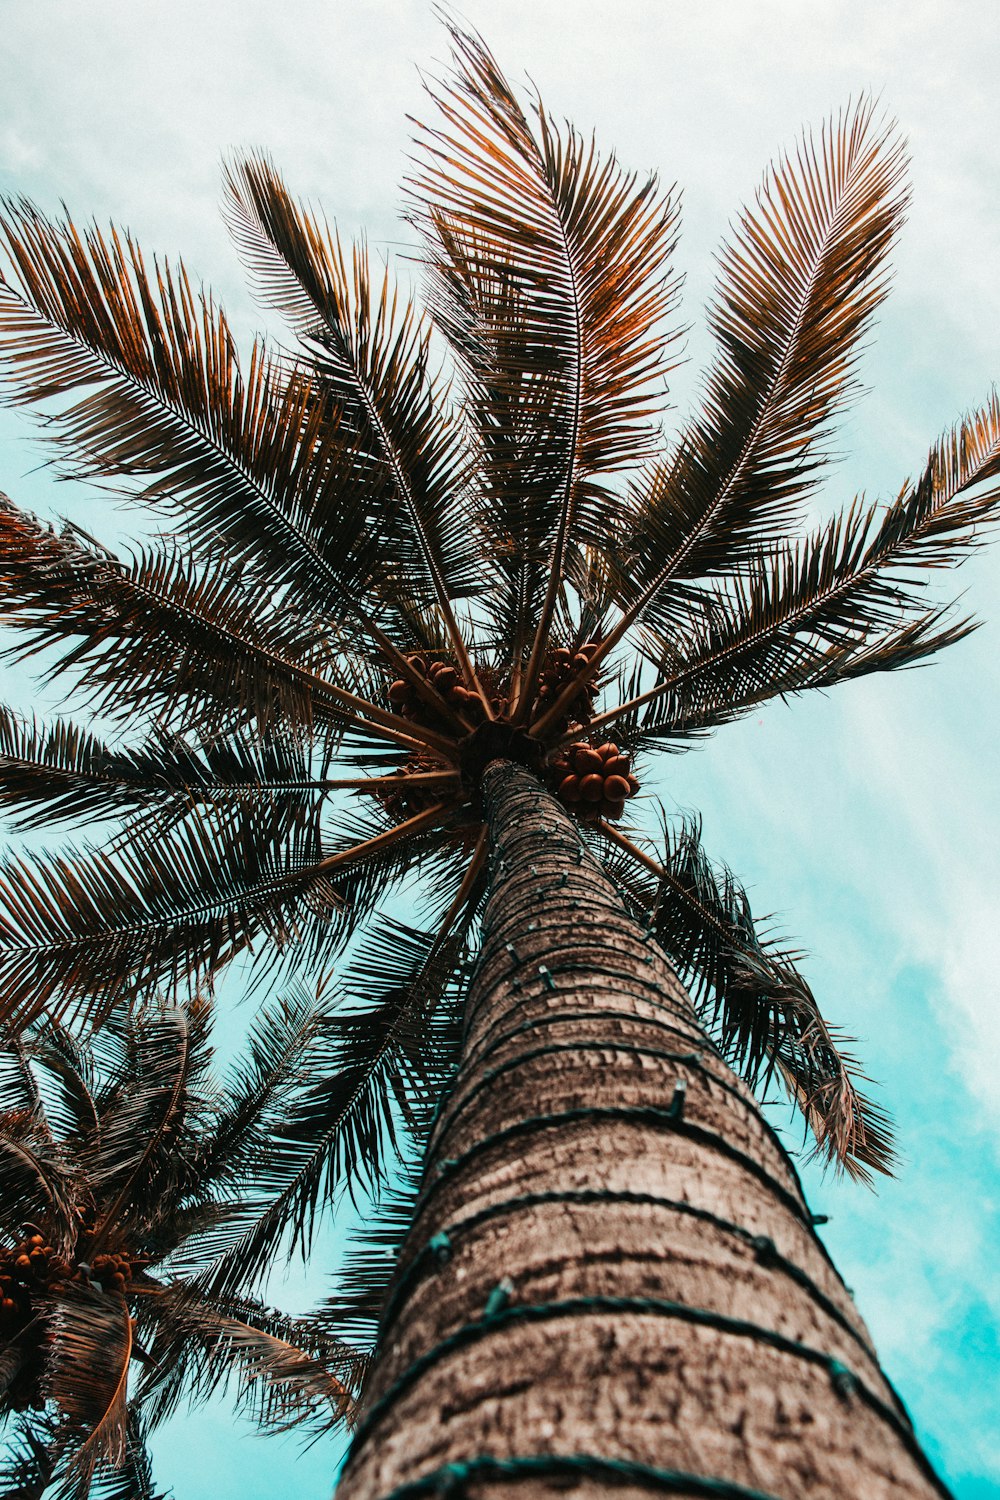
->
<box><xmin>0</xmin><ymin>18</ymin><xmax>996</xmax><ymax>1497</ymax></box>
<box><xmin>0</xmin><ymin>992</ymin><xmax>362</xmax><ymax>1497</ymax></box>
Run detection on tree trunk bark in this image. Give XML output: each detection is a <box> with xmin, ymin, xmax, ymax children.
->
<box><xmin>335</xmin><ymin>760</ymin><xmax>950</xmax><ymax>1500</ymax></box>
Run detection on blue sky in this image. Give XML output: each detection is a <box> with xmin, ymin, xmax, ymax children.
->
<box><xmin>1</xmin><ymin>1</ymin><xmax>998</xmax><ymax>1495</ymax></box>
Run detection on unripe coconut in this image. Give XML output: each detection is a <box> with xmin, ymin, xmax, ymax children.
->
<box><xmin>580</xmin><ymin>773</ymin><xmax>605</xmax><ymax>802</ymax></box>
<box><xmin>603</xmin><ymin>774</ymin><xmax>631</xmax><ymax>801</ymax></box>
<box><xmin>558</xmin><ymin>774</ymin><xmax>582</xmax><ymax>803</ymax></box>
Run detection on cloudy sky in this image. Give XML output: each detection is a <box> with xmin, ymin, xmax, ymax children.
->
<box><xmin>1</xmin><ymin>2</ymin><xmax>998</xmax><ymax>1496</ymax></box>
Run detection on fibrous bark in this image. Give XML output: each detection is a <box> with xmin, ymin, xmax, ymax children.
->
<box><xmin>335</xmin><ymin>760</ymin><xmax>949</xmax><ymax>1500</ymax></box>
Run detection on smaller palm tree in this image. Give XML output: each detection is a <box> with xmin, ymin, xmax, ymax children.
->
<box><xmin>0</xmin><ymin>989</ymin><xmax>362</xmax><ymax>1497</ymax></box>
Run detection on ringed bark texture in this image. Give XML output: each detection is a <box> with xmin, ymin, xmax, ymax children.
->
<box><xmin>336</xmin><ymin>760</ymin><xmax>949</xmax><ymax>1500</ymax></box>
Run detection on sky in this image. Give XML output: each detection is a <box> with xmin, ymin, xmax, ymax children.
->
<box><xmin>0</xmin><ymin>1</ymin><xmax>998</xmax><ymax>1496</ymax></box>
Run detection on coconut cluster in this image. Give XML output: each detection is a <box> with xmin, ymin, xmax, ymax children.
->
<box><xmin>0</xmin><ymin>1233</ymin><xmax>136</xmax><ymax>1411</ymax></box>
<box><xmin>535</xmin><ymin>641</ymin><xmax>601</xmax><ymax>729</ymax></box>
<box><xmin>1</xmin><ymin>1232</ymin><xmax>70</xmax><ymax>1327</ymax></box>
<box><xmin>387</xmin><ymin>654</ymin><xmax>499</xmax><ymax>723</ymax></box>
<box><xmin>0</xmin><ymin>1234</ymin><xmax>134</xmax><ymax>1320</ymax></box>
<box><xmin>548</xmin><ymin>740</ymin><xmax>639</xmax><ymax>822</ymax></box>
<box><xmin>376</xmin><ymin>755</ymin><xmax>448</xmax><ymax>821</ymax></box>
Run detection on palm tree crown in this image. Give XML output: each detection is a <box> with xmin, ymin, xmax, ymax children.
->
<box><xmin>0</xmin><ymin>22</ymin><xmax>998</xmax><ymax>1277</ymax></box>
<box><xmin>0</xmin><ymin>991</ymin><xmax>362</xmax><ymax>1495</ymax></box>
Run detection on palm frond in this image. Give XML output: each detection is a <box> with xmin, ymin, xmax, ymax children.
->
<box><xmin>0</xmin><ymin>501</ymin><xmax>450</xmax><ymax>759</ymax></box>
<box><xmin>195</xmin><ymin>914</ymin><xmax>470</xmax><ymax>1297</ymax></box>
<box><xmin>0</xmin><ymin>1411</ymin><xmax>63</xmax><ymax>1500</ymax></box>
<box><xmin>0</xmin><ymin>799</ymin><xmax>346</xmax><ymax>1031</ymax></box>
<box><xmin>76</xmin><ymin>1411</ymin><xmax>167</xmax><ymax>1500</ymax></box>
<box><xmin>0</xmin><ymin>1112</ymin><xmax>78</xmax><ymax>1248</ymax></box>
<box><xmin>410</xmin><ymin>21</ymin><xmax>682</xmax><ymax>671</ymax></box>
<box><xmin>625</xmin><ymin>97</ymin><xmax>908</xmax><ymax>621</ymax></box>
<box><xmin>17</xmin><ymin>1018</ymin><xmax>99</xmax><ymax>1146</ymax></box>
<box><xmin>598</xmin><ymin>814</ymin><xmax>895</xmax><ymax>1182</ymax></box>
<box><xmin>0</xmin><ymin>202</ymin><xmax>403</xmax><ymax>641</ymax></box>
<box><xmin>191</xmin><ymin>980</ymin><xmax>327</xmax><ymax>1197</ymax></box>
<box><xmin>589</xmin><ymin>397</ymin><xmax>1000</xmax><ymax>744</ymax></box>
<box><xmin>133</xmin><ymin>1287</ymin><xmax>358</xmax><ymax>1437</ymax></box>
<box><xmin>89</xmin><ymin>1001</ymin><xmax>213</xmax><ymax>1247</ymax></box>
<box><xmin>48</xmin><ymin>1287</ymin><xmax>132</xmax><ymax>1479</ymax></box>
<box><xmin>223</xmin><ymin>155</ymin><xmax>482</xmax><ymax>656</ymax></box>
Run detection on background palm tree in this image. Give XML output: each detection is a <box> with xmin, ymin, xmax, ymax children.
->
<box><xmin>0</xmin><ymin>18</ymin><xmax>997</xmax><ymax>1497</ymax></box>
<box><xmin>0</xmin><ymin>992</ymin><xmax>362</xmax><ymax>1497</ymax></box>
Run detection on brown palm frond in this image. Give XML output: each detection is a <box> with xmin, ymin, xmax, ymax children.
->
<box><xmin>597</xmin><ymin>816</ymin><xmax>895</xmax><ymax>1182</ymax></box>
<box><xmin>580</xmin><ymin>396</ymin><xmax>1000</xmax><ymax>744</ymax></box>
<box><xmin>223</xmin><ymin>155</ymin><xmax>485</xmax><ymax>697</ymax></box>
<box><xmin>0</xmin><ymin>801</ymin><xmax>337</xmax><ymax>1031</ymax></box>
<box><xmin>626</xmin><ymin>96</ymin><xmax>908</xmax><ymax>608</ymax></box>
<box><xmin>409</xmin><ymin>21</ymin><xmax>682</xmax><ymax>687</ymax></box>
<box><xmin>48</xmin><ymin>1286</ymin><xmax>133</xmax><ymax>1477</ymax></box>
<box><xmin>0</xmin><ymin>499</ymin><xmax>456</xmax><ymax>758</ymax></box>
<box><xmin>0</xmin><ymin>1114</ymin><xmax>79</xmax><ymax>1251</ymax></box>
<box><xmin>193</xmin><ymin>910</ymin><xmax>473</xmax><ymax>1298</ymax></box>
<box><xmin>533</xmin><ymin>97</ymin><xmax>909</xmax><ymax>736</ymax></box>
<box><xmin>0</xmin><ymin>205</ymin><xmax>389</xmax><ymax>623</ymax></box>
<box><xmin>134</xmin><ymin>1287</ymin><xmax>357</xmax><ymax>1435</ymax></box>
<box><xmin>89</xmin><ymin>1003</ymin><xmax>212</xmax><ymax>1251</ymax></box>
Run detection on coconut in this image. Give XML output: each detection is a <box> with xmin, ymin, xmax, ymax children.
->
<box><xmin>387</xmin><ymin>679</ymin><xmax>409</xmax><ymax>705</ymax></box>
<box><xmin>558</xmin><ymin>774</ymin><xmax>582</xmax><ymax>803</ymax></box>
<box><xmin>602</xmin><ymin>798</ymin><xmax>626</xmax><ymax>820</ymax></box>
<box><xmin>573</xmin><ymin>746</ymin><xmax>605</xmax><ymax>776</ymax></box>
<box><xmin>603</xmin><ymin>773</ymin><xmax>631</xmax><ymax>800</ymax></box>
<box><xmin>627</xmin><ymin>774</ymin><xmax>640</xmax><ymax>795</ymax></box>
<box><xmin>579</xmin><ymin>773</ymin><xmax>605</xmax><ymax>802</ymax></box>
<box><xmin>604</xmin><ymin>754</ymin><xmax>631</xmax><ymax>778</ymax></box>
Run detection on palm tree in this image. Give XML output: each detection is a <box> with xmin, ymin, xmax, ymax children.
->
<box><xmin>0</xmin><ymin>992</ymin><xmax>362</xmax><ymax>1496</ymax></box>
<box><xmin>0</xmin><ymin>17</ymin><xmax>996</xmax><ymax>1496</ymax></box>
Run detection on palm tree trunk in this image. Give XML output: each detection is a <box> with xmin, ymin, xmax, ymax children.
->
<box><xmin>336</xmin><ymin>760</ymin><xmax>950</xmax><ymax>1500</ymax></box>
